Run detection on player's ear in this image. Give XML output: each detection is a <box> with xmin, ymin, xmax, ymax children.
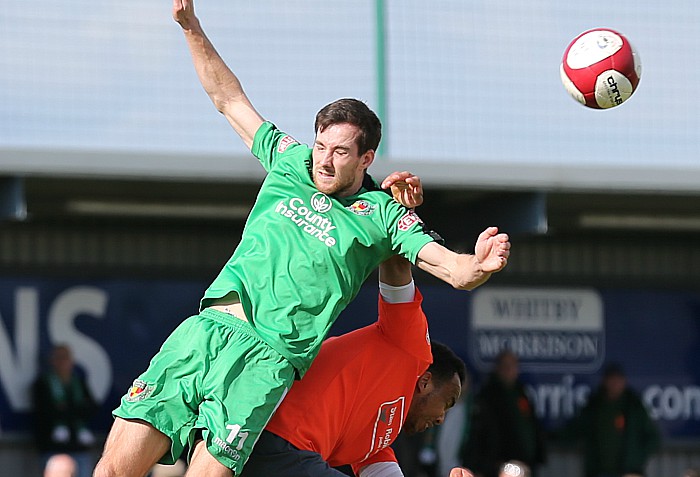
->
<box><xmin>416</xmin><ymin>371</ymin><xmax>432</xmax><ymax>394</ymax></box>
<box><xmin>360</xmin><ymin>149</ymin><xmax>375</xmax><ymax>169</ymax></box>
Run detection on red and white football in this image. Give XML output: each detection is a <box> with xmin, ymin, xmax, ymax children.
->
<box><xmin>560</xmin><ymin>28</ymin><xmax>642</xmax><ymax>109</ymax></box>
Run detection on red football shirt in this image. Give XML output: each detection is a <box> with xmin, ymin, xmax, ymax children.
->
<box><xmin>265</xmin><ymin>289</ymin><xmax>432</xmax><ymax>471</ymax></box>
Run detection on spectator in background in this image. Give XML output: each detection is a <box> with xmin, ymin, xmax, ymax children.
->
<box><xmin>556</xmin><ymin>363</ymin><xmax>660</xmax><ymax>477</ymax></box>
<box><xmin>462</xmin><ymin>350</ymin><xmax>546</xmax><ymax>477</ymax></box>
<box><xmin>32</xmin><ymin>344</ymin><xmax>97</xmax><ymax>477</ymax></box>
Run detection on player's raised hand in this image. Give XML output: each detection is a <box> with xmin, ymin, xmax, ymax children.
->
<box><xmin>381</xmin><ymin>171</ymin><xmax>423</xmax><ymax>208</ymax></box>
<box><xmin>173</xmin><ymin>0</ymin><xmax>198</xmax><ymax>30</ymax></box>
<box><xmin>449</xmin><ymin>467</ymin><xmax>475</xmax><ymax>477</ymax></box>
<box><xmin>474</xmin><ymin>226</ymin><xmax>510</xmax><ymax>273</ymax></box>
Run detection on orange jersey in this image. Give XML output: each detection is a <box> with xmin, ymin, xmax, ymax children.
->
<box><xmin>265</xmin><ymin>289</ymin><xmax>432</xmax><ymax>471</ymax></box>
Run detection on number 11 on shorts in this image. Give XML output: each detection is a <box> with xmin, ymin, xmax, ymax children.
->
<box><xmin>225</xmin><ymin>424</ymin><xmax>249</xmax><ymax>451</ymax></box>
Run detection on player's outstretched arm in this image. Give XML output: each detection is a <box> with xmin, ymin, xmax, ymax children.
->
<box><xmin>173</xmin><ymin>0</ymin><xmax>264</xmax><ymax>150</ymax></box>
<box><xmin>381</xmin><ymin>171</ymin><xmax>509</xmax><ymax>290</ymax></box>
<box><xmin>416</xmin><ymin>227</ymin><xmax>510</xmax><ymax>290</ymax></box>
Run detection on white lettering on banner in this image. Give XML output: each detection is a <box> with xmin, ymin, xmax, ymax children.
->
<box><xmin>644</xmin><ymin>385</ymin><xmax>700</xmax><ymax>420</ymax></box>
<box><xmin>48</xmin><ymin>287</ymin><xmax>112</xmax><ymax>406</ymax></box>
<box><xmin>477</xmin><ymin>331</ymin><xmax>600</xmax><ymax>360</ymax></box>
<box><xmin>524</xmin><ymin>377</ymin><xmax>700</xmax><ymax>424</ymax></box>
<box><xmin>471</xmin><ymin>287</ymin><xmax>605</xmax><ymax>373</ymax></box>
<box><xmin>275</xmin><ymin>198</ymin><xmax>337</xmax><ymax>247</ymax></box>
<box><xmin>526</xmin><ymin>375</ymin><xmax>590</xmax><ymax>420</ymax></box>
<box><xmin>0</xmin><ymin>288</ymin><xmax>39</xmax><ymax>412</ymax></box>
<box><xmin>472</xmin><ymin>288</ymin><xmax>603</xmax><ymax>331</ymax></box>
<box><xmin>0</xmin><ymin>286</ymin><xmax>112</xmax><ymax>411</ymax></box>
<box><xmin>491</xmin><ymin>297</ymin><xmax>583</xmax><ymax>322</ymax></box>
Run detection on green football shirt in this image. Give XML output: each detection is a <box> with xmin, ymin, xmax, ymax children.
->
<box><xmin>201</xmin><ymin>121</ymin><xmax>436</xmax><ymax>375</ymax></box>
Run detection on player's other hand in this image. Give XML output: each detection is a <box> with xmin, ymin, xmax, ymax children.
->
<box><xmin>474</xmin><ymin>226</ymin><xmax>510</xmax><ymax>273</ymax></box>
<box><xmin>381</xmin><ymin>171</ymin><xmax>423</xmax><ymax>209</ymax></box>
<box><xmin>173</xmin><ymin>0</ymin><xmax>198</xmax><ymax>30</ymax></box>
<box><xmin>449</xmin><ymin>467</ymin><xmax>474</xmax><ymax>477</ymax></box>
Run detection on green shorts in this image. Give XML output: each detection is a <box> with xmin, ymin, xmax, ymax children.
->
<box><xmin>113</xmin><ymin>308</ymin><xmax>295</xmax><ymax>474</ymax></box>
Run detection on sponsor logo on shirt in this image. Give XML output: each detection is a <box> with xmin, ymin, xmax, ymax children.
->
<box><xmin>277</xmin><ymin>135</ymin><xmax>298</xmax><ymax>154</ymax></box>
<box><xmin>365</xmin><ymin>397</ymin><xmax>405</xmax><ymax>460</ymax></box>
<box><xmin>398</xmin><ymin>210</ymin><xmax>422</xmax><ymax>231</ymax></box>
<box><xmin>310</xmin><ymin>192</ymin><xmax>333</xmax><ymax>213</ymax></box>
<box><xmin>275</xmin><ymin>194</ymin><xmax>337</xmax><ymax>247</ymax></box>
<box><xmin>125</xmin><ymin>379</ymin><xmax>154</xmax><ymax>402</ymax></box>
<box><xmin>346</xmin><ymin>200</ymin><xmax>376</xmax><ymax>216</ymax></box>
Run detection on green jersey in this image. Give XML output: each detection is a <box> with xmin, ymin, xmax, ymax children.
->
<box><xmin>201</xmin><ymin>122</ymin><xmax>436</xmax><ymax>375</ymax></box>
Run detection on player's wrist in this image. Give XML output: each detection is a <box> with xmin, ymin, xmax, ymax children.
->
<box><xmin>379</xmin><ymin>280</ymin><xmax>416</xmax><ymax>304</ymax></box>
<box><xmin>359</xmin><ymin>461</ymin><xmax>404</xmax><ymax>477</ymax></box>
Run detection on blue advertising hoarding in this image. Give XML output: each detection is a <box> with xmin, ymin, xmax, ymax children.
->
<box><xmin>0</xmin><ymin>278</ymin><xmax>698</xmax><ymax>439</ymax></box>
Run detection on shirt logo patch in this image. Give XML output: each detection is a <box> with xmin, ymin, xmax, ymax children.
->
<box><xmin>277</xmin><ymin>135</ymin><xmax>298</xmax><ymax>153</ymax></box>
<box><xmin>125</xmin><ymin>379</ymin><xmax>154</xmax><ymax>402</ymax></box>
<box><xmin>365</xmin><ymin>397</ymin><xmax>405</xmax><ymax>460</ymax></box>
<box><xmin>347</xmin><ymin>200</ymin><xmax>376</xmax><ymax>216</ymax></box>
<box><xmin>398</xmin><ymin>210</ymin><xmax>422</xmax><ymax>231</ymax></box>
<box><xmin>310</xmin><ymin>192</ymin><xmax>333</xmax><ymax>213</ymax></box>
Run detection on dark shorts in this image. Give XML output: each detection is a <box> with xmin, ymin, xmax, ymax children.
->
<box><xmin>238</xmin><ymin>430</ymin><xmax>349</xmax><ymax>477</ymax></box>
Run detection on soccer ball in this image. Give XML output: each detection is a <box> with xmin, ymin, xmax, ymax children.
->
<box><xmin>560</xmin><ymin>28</ymin><xmax>641</xmax><ymax>109</ymax></box>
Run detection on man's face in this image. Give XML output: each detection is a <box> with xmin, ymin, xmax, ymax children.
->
<box><xmin>51</xmin><ymin>346</ymin><xmax>74</xmax><ymax>378</ymax></box>
<box><xmin>496</xmin><ymin>352</ymin><xmax>519</xmax><ymax>387</ymax></box>
<box><xmin>604</xmin><ymin>373</ymin><xmax>626</xmax><ymax>400</ymax></box>
<box><xmin>312</xmin><ymin>123</ymin><xmax>374</xmax><ymax>197</ymax></box>
<box><xmin>404</xmin><ymin>372</ymin><xmax>462</xmax><ymax>435</ymax></box>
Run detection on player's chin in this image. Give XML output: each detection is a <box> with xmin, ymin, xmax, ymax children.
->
<box><xmin>403</xmin><ymin>424</ymin><xmax>420</xmax><ymax>436</ymax></box>
<box><xmin>313</xmin><ymin>178</ymin><xmax>339</xmax><ymax>195</ymax></box>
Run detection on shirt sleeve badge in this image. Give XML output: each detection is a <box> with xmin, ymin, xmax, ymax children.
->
<box><xmin>277</xmin><ymin>135</ymin><xmax>299</xmax><ymax>153</ymax></box>
<box><xmin>397</xmin><ymin>210</ymin><xmax>422</xmax><ymax>231</ymax></box>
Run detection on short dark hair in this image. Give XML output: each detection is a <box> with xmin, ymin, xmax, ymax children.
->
<box><xmin>603</xmin><ymin>362</ymin><xmax>625</xmax><ymax>378</ymax></box>
<box><xmin>314</xmin><ymin>98</ymin><xmax>382</xmax><ymax>155</ymax></box>
<box><xmin>428</xmin><ymin>341</ymin><xmax>467</xmax><ymax>387</ymax></box>
<box><xmin>495</xmin><ymin>349</ymin><xmax>518</xmax><ymax>366</ymax></box>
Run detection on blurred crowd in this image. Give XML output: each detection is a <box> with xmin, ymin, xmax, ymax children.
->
<box><xmin>32</xmin><ymin>345</ymin><xmax>97</xmax><ymax>477</ymax></box>
<box><xmin>29</xmin><ymin>344</ymin><xmax>187</xmax><ymax>477</ymax></box>
<box><xmin>22</xmin><ymin>344</ymin><xmax>695</xmax><ymax>477</ymax></box>
<box><xmin>393</xmin><ymin>350</ymin><xmax>664</xmax><ymax>477</ymax></box>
